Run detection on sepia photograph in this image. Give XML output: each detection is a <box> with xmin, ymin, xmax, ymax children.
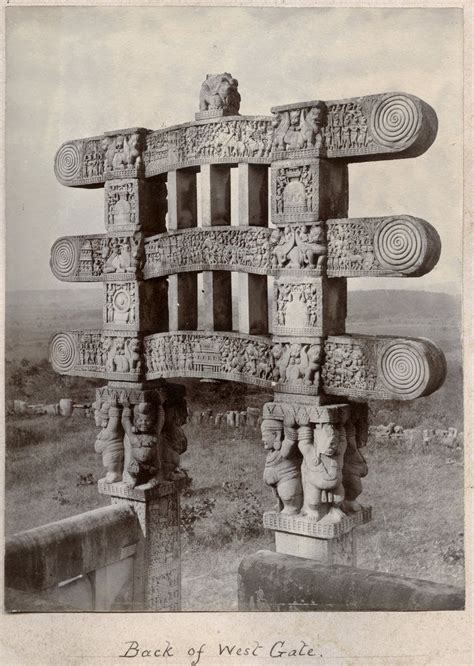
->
<box><xmin>2</xmin><ymin>2</ymin><xmax>470</xmax><ymax>657</ymax></box>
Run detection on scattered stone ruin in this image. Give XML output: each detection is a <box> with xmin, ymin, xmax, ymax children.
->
<box><xmin>6</xmin><ymin>75</ymin><xmax>462</xmax><ymax>612</ymax></box>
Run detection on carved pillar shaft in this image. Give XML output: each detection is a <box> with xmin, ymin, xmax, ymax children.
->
<box><xmin>94</xmin><ymin>383</ymin><xmax>188</xmax><ymax>610</ymax></box>
<box><xmin>167</xmin><ymin>169</ymin><xmax>198</xmax><ymax>331</ymax></box>
<box><xmin>238</xmin><ymin>163</ymin><xmax>269</xmax><ymax>335</ymax></box>
<box><xmin>200</xmin><ymin>164</ymin><xmax>233</xmax><ymax>331</ymax></box>
<box><xmin>99</xmin><ymin>478</ymin><xmax>182</xmax><ymax>611</ymax></box>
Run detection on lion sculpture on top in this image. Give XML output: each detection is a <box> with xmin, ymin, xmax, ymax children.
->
<box><xmin>199</xmin><ymin>73</ymin><xmax>241</xmax><ymax>115</ymax></box>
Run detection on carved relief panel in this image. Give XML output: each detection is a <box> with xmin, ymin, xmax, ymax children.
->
<box><xmin>104</xmin><ymin>282</ymin><xmax>138</xmax><ymax>327</ymax></box>
<box><xmin>271</xmin><ymin>100</ymin><xmax>327</xmax><ymax>160</ymax></box>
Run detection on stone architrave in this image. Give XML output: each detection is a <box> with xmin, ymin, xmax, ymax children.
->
<box><xmin>52</xmin><ymin>216</ymin><xmax>441</xmax><ymax>282</ymax></box>
<box><xmin>53</xmin><ymin>93</ymin><xmax>437</xmax><ymax>188</ymax></box>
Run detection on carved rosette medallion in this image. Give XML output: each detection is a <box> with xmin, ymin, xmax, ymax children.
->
<box><xmin>54</xmin><ymin>142</ymin><xmax>83</xmax><ymax>183</ymax></box>
<box><xmin>50</xmin><ymin>237</ymin><xmax>81</xmax><ymax>281</ymax></box>
<box><xmin>49</xmin><ymin>332</ymin><xmax>79</xmax><ymax>373</ymax></box>
<box><xmin>369</xmin><ymin>94</ymin><xmax>422</xmax><ymax>149</ymax></box>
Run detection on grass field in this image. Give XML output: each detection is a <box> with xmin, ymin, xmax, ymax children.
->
<box><xmin>5</xmin><ymin>410</ymin><xmax>464</xmax><ymax>610</ymax></box>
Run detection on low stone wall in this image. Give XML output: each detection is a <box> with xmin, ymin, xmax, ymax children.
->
<box><xmin>5</xmin><ymin>504</ymin><xmax>140</xmax><ymax>612</ymax></box>
<box><xmin>9</xmin><ymin>399</ymin><xmax>93</xmax><ymax>418</ymax></box>
<box><xmin>238</xmin><ymin>550</ymin><xmax>465</xmax><ymax>612</ymax></box>
<box><xmin>369</xmin><ymin>424</ymin><xmax>462</xmax><ymax>449</ymax></box>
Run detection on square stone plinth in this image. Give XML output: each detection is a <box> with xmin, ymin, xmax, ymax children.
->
<box><xmin>264</xmin><ymin>508</ymin><xmax>372</xmax><ymax>566</ymax></box>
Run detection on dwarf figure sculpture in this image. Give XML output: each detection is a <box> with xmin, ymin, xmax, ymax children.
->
<box><xmin>93</xmin><ymin>398</ymin><xmax>124</xmax><ymax>483</ymax></box>
<box><xmin>261</xmin><ymin>417</ymin><xmax>303</xmax><ymax>515</ymax></box>
<box><xmin>298</xmin><ymin>419</ymin><xmax>347</xmax><ymax>523</ymax></box>
<box><xmin>122</xmin><ymin>399</ymin><xmax>160</xmax><ymax>488</ymax></box>
<box><xmin>342</xmin><ymin>405</ymin><xmax>369</xmax><ymax>513</ymax></box>
<box><xmin>160</xmin><ymin>396</ymin><xmax>188</xmax><ymax>481</ymax></box>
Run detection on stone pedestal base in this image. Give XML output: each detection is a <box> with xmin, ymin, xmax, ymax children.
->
<box><xmin>274</xmin><ymin>530</ymin><xmax>356</xmax><ymax>565</ymax></box>
<box><xmin>99</xmin><ymin>477</ymin><xmax>186</xmax><ymax>611</ymax></box>
<box><xmin>264</xmin><ymin>507</ymin><xmax>371</xmax><ymax>567</ymax></box>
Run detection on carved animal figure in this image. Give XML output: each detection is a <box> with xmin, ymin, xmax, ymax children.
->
<box><xmin>304</xmin><ymin>344</ymin><xmax>322</xmax><ymax>386</ymax></box>
<box><xmin>299</xmin><ymin>103</ymin><xmax>326</xmax><ymax>148</ymax></box>
<box><xmin>102</xmin><ymin>133</ymin><xmax>142</xmax><ymax>172</ymax></box>
<box><xmin>261</xmin><ymin>417</ymin><xmax>303</xmax><ymax>515</ymax></box>
<box><xmin>298</xmin><ymin>422</ymin><xmax>347</xmax><ymax>523</ymax></box>
<box><xmin>199</xmin><ymin>73</ymin><xmax>241</xmax><ymax>114</ymax></box>
<box><xmin>271</xmin><ymin>343</ymin><xmax>291</xmax><ymax>383</ymax></box>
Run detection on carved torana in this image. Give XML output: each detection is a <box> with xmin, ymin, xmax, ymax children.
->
<box><xmin>49</xmin><ymin>76</ymin><xmax>446</xmax><ymax>586</ymax></box>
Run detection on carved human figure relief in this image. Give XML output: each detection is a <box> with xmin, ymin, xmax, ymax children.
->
<box><xmin>342</xmin><ymin>414</ymin><xmax>369</xmax><ymax>513</ymax></box>
<box><xmin>121</xmin><ymin>400</ymin><xmax>160</xmax><ymax>488</ymax></box>
<box><xmin>160</xmin><ymin>398</ymin><xmax>188</xmax><ymax>481</ymax></box>
<box><xmin>261</xmin><ymin>417</ymin><xmax>303</xmax><ymax>515</ymax></box>
<box><xmin>93</xmin><ymin>399</ymin><xmax>125</xmax><ymax>483</ymax></box>
<box><xmin>298</xmin><ymin>421</ymin><xmax>347</xmax><ymax>523</ymax></box>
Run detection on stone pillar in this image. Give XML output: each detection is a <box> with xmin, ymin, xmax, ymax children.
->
<box><xmin>200</xmin><ymin>164</ymin><xmax>232</xmax><ymax>331</ymax></box>
<box><xmin>167</xmin><ymin>169</ymin><xmax>198</xmax><ymax>331</ymax></box>
<box><xmin>98</xmin><ymin>478</ymin><xmax>182</xmax><ymax>611</ymax></box>
<box><xmin>238</xmin><ymin>163</ymin><xmax>269</xmax><ymax>335</ymax></box>
<box><xmin>93</xmin><ymin>382</ymin><xmax>188</xmax><ymax>610</ymax></box>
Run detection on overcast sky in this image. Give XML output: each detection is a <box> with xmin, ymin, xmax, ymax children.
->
<box><xmin>6</xmin><ymin>6</ymin><xmax>463</xmax><ymax>293</ymax></box>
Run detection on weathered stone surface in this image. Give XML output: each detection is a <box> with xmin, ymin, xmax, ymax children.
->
<box><xmin>238</xmin><ymin>551</ymin><xmax>464</xmax><ymax>611</ymax></box>
<box><xmin>274</xmin><ymin>529</ymin><xmax>357</xmax><ymax>565</ymax></box>
<box><xmin>5</xmin><ymin>504</ymin><xmax>138</xmax><ymax>591</ymax></box>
